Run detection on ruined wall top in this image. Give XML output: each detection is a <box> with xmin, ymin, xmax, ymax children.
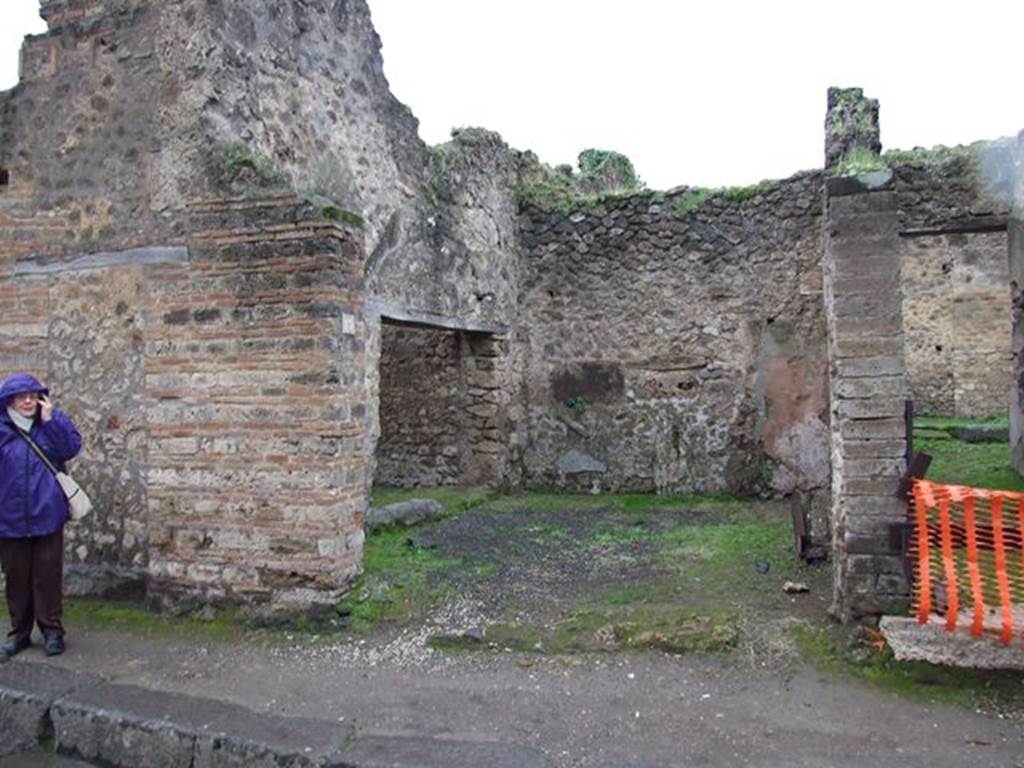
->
<box><xmin>825</xmin><ymin>87</ymin><xmax>882</xmax><ymax>173</ymax></box>
<box><xmin>4</xmin><ymin>0</ymin><xmax>521</xmax><ymax>331</ymax></box>
<box><xmin>4</xmin><ymin>0</ymin><xmax>422</xmax><ymax>251</ymax></box>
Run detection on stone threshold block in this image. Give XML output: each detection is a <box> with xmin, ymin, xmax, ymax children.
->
<box><xmin>881</xmin><ymin>615</ymin><xmax>1024</xmax><ymax>670</ymax></box>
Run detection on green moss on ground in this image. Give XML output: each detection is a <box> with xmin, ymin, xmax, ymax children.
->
<box><xmin>430</xmin><ymin>605</ymin><xmax>739</xmax><ymax>656</ymax></box>
<box><xmin>0</xmin><ymin>598</ymin><xmax>251</xmax><ymax>643</ymax></box>
<box><xmin>483</xmin><ymin>490</ymin><xmax>749</xmax><ymax>516</ymax></box>
<box><xmin>914</xmin><ymin>414</ymin><xmax>1009</xmax><ymax>430</ymax></box>
<box><xmin>337</xmin><ymin>525</ymin><xmax>462</xmax><ymax>633</ymax></box>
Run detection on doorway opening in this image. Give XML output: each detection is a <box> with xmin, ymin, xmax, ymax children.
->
<box><xmin>375</xmin><ymin>318</ymin><xmax>503</xmax><ymax>489</ymax></box>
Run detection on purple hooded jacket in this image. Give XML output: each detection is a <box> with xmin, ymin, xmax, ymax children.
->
<box><xmin>0</xmin><ymin>373</ymin><xmax>83</xmax><ymax>538</ymax></box>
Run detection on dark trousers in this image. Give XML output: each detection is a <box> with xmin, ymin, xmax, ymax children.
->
<box><xmin>0</xmin><ymin>529</ymin><xmax>65</xmax><ymax>641</ymax></box>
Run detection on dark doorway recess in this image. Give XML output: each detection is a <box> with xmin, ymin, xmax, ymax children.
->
<box><xmin>375</xmin><ymin>318</ymin><xmax>502</xmax><ymax>488</ymax></box>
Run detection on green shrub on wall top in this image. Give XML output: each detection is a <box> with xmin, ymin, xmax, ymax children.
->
<box><xmin>577</xmin><ymin>149</ymin><xmax>641</xmax><ymax>192</ymax></box>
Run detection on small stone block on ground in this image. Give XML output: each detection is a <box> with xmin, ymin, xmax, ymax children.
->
<box><xmin>365</xmin><ymin>499</ymin><xmax>444</xmax><ymax>531</ymax></box>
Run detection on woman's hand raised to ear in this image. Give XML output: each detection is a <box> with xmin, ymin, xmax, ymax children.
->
<box><xmin>38</xmin><ymin>393</ymin><xmax>53</xmax><ymax>422</ymax></box>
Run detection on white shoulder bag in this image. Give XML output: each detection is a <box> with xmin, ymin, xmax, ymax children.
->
<box><xmin>17</xmin><ymin>428</ymin><xmax>93</xmax><ymax>521</ymax></box>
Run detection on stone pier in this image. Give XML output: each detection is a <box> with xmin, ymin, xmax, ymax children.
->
<box><xmin>823</xmin><ymin>89</ymin><xmax>910</xmax><ymax>620</ymax></box>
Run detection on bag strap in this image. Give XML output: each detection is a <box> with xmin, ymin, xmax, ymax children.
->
<box><xmin>15</xmin><ymin>427</ymin><xmax>60</xmax><ymax>477</ymax></box>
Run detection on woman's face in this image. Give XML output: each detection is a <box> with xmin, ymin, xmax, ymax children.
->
<box><xmin>9</xmin><ymin>392</ymin><xmax>39</xmax><ymax>418</ymax></box>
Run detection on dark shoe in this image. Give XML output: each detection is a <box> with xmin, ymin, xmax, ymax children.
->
<box><xmin>43</xmin><ymin>632</ymin><xmax>65</xmax><ymax>657</ymax></box>
<box><xmin>1</xmin><ymin>636</ymin><xmax>30</xmax><ymax>659</ymax></box>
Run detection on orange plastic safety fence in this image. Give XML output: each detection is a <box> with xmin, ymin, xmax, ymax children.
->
<box><xmin>909</xmin><ymin>479</ymin><xmax>1024</xmax><ymax>646</ymax></box>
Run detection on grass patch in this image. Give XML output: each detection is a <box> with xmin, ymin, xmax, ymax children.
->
<box><xmin>0</xmin><ymin>598</ymin><xmax>250</xmax><ymax>642</ymax></box>
<box><xmin>915</xmin><ymin>414</ymin><xmax>1009</xmax><ymax>431</ymax></box>
<box><xmin>430</xmin><ymin>605</ymin><xmax>739</xmax><ymax>656</ymax></box>
<box><xmin>592</xmin><ymin>523</ymin><xmax>654</xmax><ymax>548</ymax></box>
<box><xmin>663</xmin><ymin>524</ymin><xmax>790</xmax><ymax>577</ymax></box>
<box><xmin>669</xmin><ymin>182</ymin><xmax>780</xmax><ymax>218</ymax></box>
<box><xmin>212</xmin><ymin>142</ymin><xmax>287</xmax><ymax>191</ymax></box>
<box><xmin>911</xmin><ymin>412</ymin><xmax>1021</xmax><ymax>491</ymax></box>
<box><xmin>597</xmin><ymin>582</ymin><xmax>676</xmax><ymax>606</ymax></box>
<box><xmin>519</xmin><ymin>522</ymin><xmax>572</xmax><ymax>544</ymax></box>
<box><xmin>915</xmin><ymin>437</ymin><xmax>1024</xmax><ymax>492</ymax></box>
<box><xmin>337</xmin><ymin>526</ymin><xmax>461</xmax><ymax>633</ymax></box>
<box><xmin>792</xmin><ymin>624</ymin><xmax>1024</xmax><ymax>713</ymax></box>
<box><xmin>719</xmin><ymin>179</ymin><xmax>778</xmax><ymax>203</ymax></box>
<box><xmin>617</xmin><ymin>492</ymin><xmax>744</xmax><ymax>510</ymax></box>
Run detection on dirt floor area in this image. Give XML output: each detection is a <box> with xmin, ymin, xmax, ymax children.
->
<box><xmin>5</xmin><ymin>491</ymin><xmax>1024</xmax><ymax>767</ymax></box>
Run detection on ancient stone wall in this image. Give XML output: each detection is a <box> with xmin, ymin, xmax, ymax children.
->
<box><xmin>1</xmin><ymin>0</ymin><xmax>522</xmax><ymax>607</ymax></box>
<box><xmin>7</xmin><ymin>0</ymin><xmax>163</xmax><ymax>246</ymax></box>
<box><xmin>516</xmin><ymin>173</ymin><xmax>829</xmax><ymax>496</ymax></box>
<box><xmin>891</xmin><ymin>145</ymin><xmax>1013</xmax><ymax>417</ymax></box>
<box><xmin>0</xmin><ymin>2</ymin><xmax>388</xmax><ymax>609</ymax></box>
<box><xmin>902</xmin><ymin>230</ymin><xmax>1009</xmax><ymax>416</ymax></box>
<box><xmin>2</xmin><ymin>2</ymin><xmax>1018</xmax><ymax>616</ymax></box>
<box><xmin>362</xmin><ymin>128</ymin><xmax>520</xmax><ymax>494</ymax></box>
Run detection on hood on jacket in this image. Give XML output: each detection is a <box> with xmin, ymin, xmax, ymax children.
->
<box><xmin>0</xmin><ymin>372</ymin><xmax>50</xmax><ymax>403</ymax></box>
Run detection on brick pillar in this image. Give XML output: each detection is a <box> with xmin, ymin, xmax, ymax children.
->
<box><xmin>145</xmin><ymin>198</ymin><xmax>369</xmax><ymax>611</ymax></box>
<box><xmin>824</xmin><ymin>170</ymin><xmax>910</xmax><ymax>621</ymax></box>
<box><xmin>1011</xmin><ymin>130</ymin><xmax>1024</xmax><ymax>474</ymax></box>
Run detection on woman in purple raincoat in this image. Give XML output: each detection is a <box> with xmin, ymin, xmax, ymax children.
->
<box><xmin>0</xmin><ymin>372</ymin><xmax>82</xmax><ymax>659</ymax></box>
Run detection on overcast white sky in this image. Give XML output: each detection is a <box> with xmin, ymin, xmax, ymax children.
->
<box><xmin>3</xmin><ymin>1</ymin><xmax>1021</xmax><ymax>189</ymax></box>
